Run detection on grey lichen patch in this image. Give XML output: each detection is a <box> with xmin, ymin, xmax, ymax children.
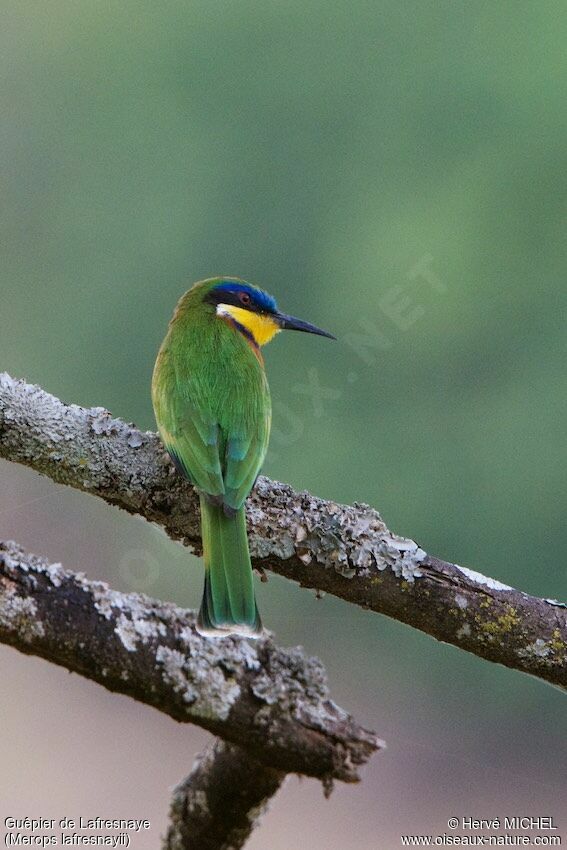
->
<box><xmin>1</xmin><ymin>541</ymin><xmax>61</xmax><ymax>589</ymax></box>
<box><xmin>518</xmin><ymin>633</ymin><xmax>566</xmax><ymax>667</ymax></box>
<box><xmin>455</xmin><ymin>593</ymin><xmax>468</xmax><ymax>610</ymax></box>
<box><xmin>230</xmin><ymin>637</ymin><xmax>262</xmax><ymax>672</ymax></box>
<box><xmin>156</xmin><ymin>646</ymin><xmax>200</xmax><ymax>705</ymax></box>
<box><xmin>249</xmin><ymin>476</ymin><xmax>427</xmax><ymax>583</ymax></box>
<box><xmin>75</xmin><ymin>573</ymin><xmax>172</xmax><ymax>652</ymax></box>
<box><xmin>114</xmin><ymin>613</ymin><xmax>166</xmax><ymax>652</ymax></box>
<box><xmin>455</xmin><ymin>564</ymin><xmax>513</xmax><ymax>592</ymax></box>
<box><xmin>248</xmin><ymin>524</ymin><xmax>295</xmax><ymax>561</ymax></box>
<box><xmin>303</xmin><ymin>524</ymin><xmax>355</xmax><ymax>578</ymax></box>
<box><xmin>92</xmin><ymin>584</ymin><xmax>132</xmax><ymax>621</ymax></box>
<box><xmin>251</xmin><ymin>645</ymin><xmax>329</xmax><ymax>719</ymax></box>
<box><xmin>126</xmin><ymin>431</ymin><xmax>144</xmax><ymax>449</ymax></box>
<box><xmin>87</xmin><ymin>582</ymin><xmax>169</xmax><ymax>652</ymax></box>
<box><xmin>518</xmin><ymin>639</ymin><xmax>552</xmax><ymax>660</ymax></box>
<box><xmin>89</xmin><ymin>578</ymin><xmax>158</xmax><ymax>622</ymax></box>
<box><xmin>90</xmin><ymin>408</ymin><xmax>122</xmax><ymax>436</ymax></box>
<box><xmin>156</xmin><ymin>644</ymin><xmax>241</xmax><ymax>721</ymax></box>
<box><xmin>0</xmin><ymin>549</ymin><xmax>28</xmax><ymax>575</ymax></box>
<box><xmin>0</xmin><ymin>581</ymin><xmax>45</xmax><ymax>643</ymax></box>
<box><xmin>375</xmin><ymin>537</ymin><xmax>427</xmax><ymax>582</ymax></box>
<box><xmin>456</xmin><ymin>623</ymin><xmax>472</xmax><ymax>639</ymax></box>
<box><xmin>44</xmin><ymin>561</ymin><xmax>66</xmax><ymax>588</ymax></box>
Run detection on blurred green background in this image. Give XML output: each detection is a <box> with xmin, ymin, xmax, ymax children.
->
<box><xmin>1</xmin><ymin>1</ymin><xmax>566</xmax><ymax>847</ymax></box>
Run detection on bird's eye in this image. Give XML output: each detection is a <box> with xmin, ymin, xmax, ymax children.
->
<box><xmin>238</xmin><ymin>292</ymin><xmax>251</xmax><ymax>306</ymax></box>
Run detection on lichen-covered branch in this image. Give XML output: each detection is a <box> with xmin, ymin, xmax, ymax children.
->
<box><xmin>164</xmin><ymin>740</ymin><xmax>285</xmax><ymax>850</ymax></box>
<box><xmin>0</xmin><ymin>540</ymin><xmax>380</xmax><ymax>782</ymax></box>
<box><xmin>1</xmin><ymin>373</ymin><xmax>566</xmax><ymax>690</ymax></box>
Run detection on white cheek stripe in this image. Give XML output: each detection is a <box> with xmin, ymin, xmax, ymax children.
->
<box><xmin>216</xmin><ymin>303</ymin><xmax>232</xmax><ymax>318</ymax></box>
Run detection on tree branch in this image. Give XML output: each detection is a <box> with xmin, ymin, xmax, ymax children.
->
<box><xmin>0</xmin><ymin>540</ymin><xmax>379</xmax><ymax>783</ymax></box>
<box><xmin>164</xmin><ymin>740</ymin><xmax>285</xmax><ymax>850</ymax></box>
<box><xmin>1</xmin><ymin>372</ymin><xmax>565</xmax><ymax>690</ymax></box>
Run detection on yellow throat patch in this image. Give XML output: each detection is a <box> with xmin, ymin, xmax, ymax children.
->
<box><xmin>217</xmin><ymin>304</ymin><xmax>280</xmax><ymax>346</ymax></box>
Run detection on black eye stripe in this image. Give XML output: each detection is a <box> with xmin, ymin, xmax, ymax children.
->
<box><xmin>206</xmin><ymin>289</ymin><xmax>262</xmax><ymax>312</ymax></box>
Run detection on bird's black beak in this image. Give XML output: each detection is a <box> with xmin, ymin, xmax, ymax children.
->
<box><xmin>275</xmin><ymin>312</ymin><xmax>336</xmax><ymax>340</ymax></box>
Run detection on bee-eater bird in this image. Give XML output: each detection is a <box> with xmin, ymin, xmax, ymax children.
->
<box><xmin>152</xmin><ymin>277</ymin><xmax>335</xmax><ymax>637</ymax></box>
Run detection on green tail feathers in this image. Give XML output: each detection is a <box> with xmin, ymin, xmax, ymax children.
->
<box><xmin>197</xmin><ymin>495</ymin><xmax>262</xmax><ymax>637</ymax></box>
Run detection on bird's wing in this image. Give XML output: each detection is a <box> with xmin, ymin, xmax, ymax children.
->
<box><xmin>223</xmin><ymin>405</ymin><xmax>272</xmax><ymax>511</ymax></box>
<box><xmin>155</xmin><ymin>388</ymin><xmax>225</xmax><ymax>498</ymax></box>
<box><xmin>153</xmin><ymin>350</ymin><xmax>271</xmax><ymax>508</ymax></box>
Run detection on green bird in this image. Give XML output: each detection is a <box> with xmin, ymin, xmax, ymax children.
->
<box><xmin>152</xmin><ymin>277</ymin><xmax>335</xmax><ymax>637</ymax></box>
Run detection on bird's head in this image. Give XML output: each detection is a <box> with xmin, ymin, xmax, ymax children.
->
<box><xmin>203</xmin><ymin>278</ymin><xmax>335</xmax><ymax>347</ymax></box>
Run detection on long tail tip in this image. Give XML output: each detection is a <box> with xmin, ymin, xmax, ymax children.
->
<box><xmin>196</xmin><ymin>607</ymin><xmax>264</xmax><ymax>640</ymax></box>
<box><xmin>195</xmin><ymin>620</ymin><xmax>264</xmax><ymax>639</ymax></box>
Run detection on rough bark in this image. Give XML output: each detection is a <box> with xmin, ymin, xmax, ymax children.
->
<box><xmin>164</xmin><ymin>741</ymin><xmax>285</xmax><ymax>850</ymax></box>
<box><xmin>1</xmin><ymin>372</ymin><xmax>566</xmax><ymax>690</ymax></box>
<box><xmin>0</xmin><ymin>540</ymin><xmax>380</xmax><ymax>783</ymax></box>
